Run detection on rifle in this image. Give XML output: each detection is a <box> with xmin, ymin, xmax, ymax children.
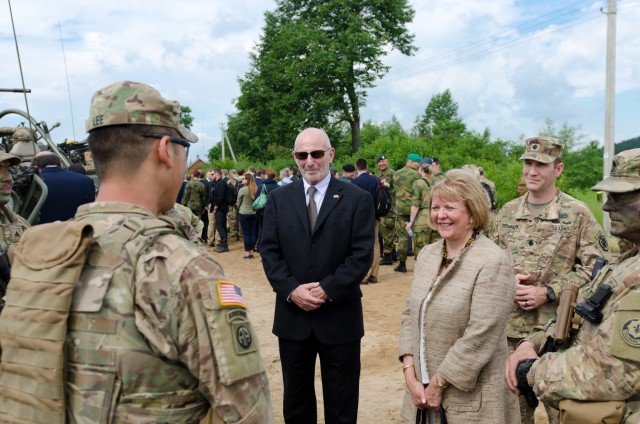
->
<box><xmin>544</xmin><ymin>257</ymin><xmax>608</xmax><ymax>353</ymax></box>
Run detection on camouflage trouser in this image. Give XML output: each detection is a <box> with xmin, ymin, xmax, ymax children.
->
<box><xmin>507</xmin><ymin>338</ymin><xmax>559</xmax><ymax>424</ymax></box>
<box><xmin>380</xmin><ymin>214</ymin><xmax>396</xmax><ymax>256</ymax></box>
<box><xmin>228</xmin><ymin>206</ymin><xmax>241</xmax><ymax>241</ymax></box>
<box><xmin>395</xmin><ymin>215</ymin><xmax>411</xmax><ymax>262</ymax></box>
<box><xmin>413</xmin><ymin>227</ymin><xmax>441</xmax><ymax>258</ymax></box>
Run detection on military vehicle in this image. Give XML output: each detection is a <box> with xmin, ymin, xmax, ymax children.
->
<box><xmin>0</xmin><ymin>107</ymin><xmax>96</xmax><ymax>224</ymax></box>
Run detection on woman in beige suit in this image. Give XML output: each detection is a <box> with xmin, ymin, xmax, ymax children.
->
<box><xmin>399</xmin><ymin>170</ymin><xmax>519</xmax><ymax>423</ymax></box>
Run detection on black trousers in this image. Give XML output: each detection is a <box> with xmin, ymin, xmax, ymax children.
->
<box><xmin>200</xmin><ymin>209</ymin><xmax>209</xmax><ymax>241</ymax></box>
<box><xmin>279</xmin><ymin>333</ymin><xmax>360</xmax><ymax>424</ymax></box>
<box><xmin>214</xmin><ymin>209</ymin><xmax>228</xmax><ymax>245</ymax></box>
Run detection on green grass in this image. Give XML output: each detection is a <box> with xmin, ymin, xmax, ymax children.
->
<box><xmin>572</xmin><ymin>189</ymin><xmax>604</xmax><ymax>226</ymax></box>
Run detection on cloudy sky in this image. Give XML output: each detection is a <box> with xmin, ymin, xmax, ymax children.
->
<box><xmin>1</xmin><ymin>0</ymin><xmax>639</xmax><ymax>162</ymax></box>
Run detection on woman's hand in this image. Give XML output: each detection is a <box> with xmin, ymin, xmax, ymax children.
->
<box><xmin>424</xmin><ymin>374</ymin><xmax>444</xmax><ymax>409</ymax></box>
<box><xmin>405</xmin><ymin>373</ymin><xmax>428</xmax><ymax>408</ymax></box>
<box><xmin>402</xmin><ymin>360</ymin><xmax>428</xmax><ymax>408</ymax></box>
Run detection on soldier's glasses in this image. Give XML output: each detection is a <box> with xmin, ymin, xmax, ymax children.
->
<box><xmin>143</xmin><ymin>133</ymin><xmax>190</xmax><ymax>157</ymax></box>
<box><xmin>293</xmin><ymin>148</ymin><xmax>331</xmax><ymax>160</ymax></box>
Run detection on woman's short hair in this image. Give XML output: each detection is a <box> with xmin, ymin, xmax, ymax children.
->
<box><xmin>428</xmin><ymin>169</ymin><xmax>490</xmax><ymax>231</ymax></box>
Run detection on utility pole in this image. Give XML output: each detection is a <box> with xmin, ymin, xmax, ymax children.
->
<box><xmin>219</xmin><ymin>124</ymin><xmax>237</xmax><ymax>163</ymax></box>
<box><xmin>602</xmin><ymin>0</ymin><xmax>616</xmax><ymax>236</ymax></box>
<box><xmin>220</xmin><ymin>123</ymin><xmax>226</xmax><ymax>161</ymax></box>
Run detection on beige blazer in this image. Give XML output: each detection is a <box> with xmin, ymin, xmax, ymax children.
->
<box><xmin>398</xmin><ymin>234</ymin><xmax>520</xmax><ymax>423</ymax></box>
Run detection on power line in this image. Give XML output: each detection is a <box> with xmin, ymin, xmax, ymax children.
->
<box><xmin>382</xmin><ymin>1</ymin><xmax>604</xmax><ymax>84</ymax></box>
<box><xmin>390</xmin><ymin>0</ymin><xmax>593</xmax><ymax>75</ymax></box>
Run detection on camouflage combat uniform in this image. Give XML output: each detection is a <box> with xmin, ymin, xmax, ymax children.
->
<box><xmin>431</xmin><ymin>171</ymin><xmax>444</xmax><ymax>185</ymax></box>
<box><xmin>0</xmin><ymin>206</ymin><xmax>28</xmax><ymax>253</ymax></box>
<box><xmin>227</xmin><ymin>177</ymin><xmax>242</xmax><ymax>241</ymax></box>
<box><xmin>66</xmin><ymin>202</ymin><xmax>272</xmax><ymax>422</ymax></box>
<box><xmin>494</xmin><ymin>190</ymin><xmax>609</xmax><ymax>341</ymax></box>
<box><xmin>181</xmin><ymin>179</ymin><xmax>206</xmax><ymax>216</ymax></box>
<box><xmin>393</xmin><ymin>165</ymin><xmax>420</xmax><ymax>262</ymax></box>
<box><xmin>161</xmin><ymin>202</ymin><xmax>204</xmax><ymax>244</ymax></box>
<box><xmin>409</xmin><ymin>177</ymin><xmax>439</xmax><ymax>257</ymax></box>
<box><xmin>494</xmin><ymin>191</ymin><xmax>608</xmax><ymax>424</ymax></box>
<box><xmin>375</xmin><ymin>166</ymin><xmax>396</xmax><ymax>257</ymax></box>
<box><xmin>525</xmin><ymin>248</ymin><xmax>640</xmax><ymax>423</ymax></box>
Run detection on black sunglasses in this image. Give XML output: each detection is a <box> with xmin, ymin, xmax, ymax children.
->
<box><xmin>143</xmin><ymin>133</ymin><xmax>190</xmax><ymax>157</ymax></box>
<box><xmin>293</xmin><ymin>148</ymin><xmax>331</xmax><ymax>161</ymax></box>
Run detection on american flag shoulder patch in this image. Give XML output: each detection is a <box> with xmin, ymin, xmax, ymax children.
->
<box><xmin>217</xmin><ymin>280</ymin><xmax>248</xmax><ymax>309</ymax></box>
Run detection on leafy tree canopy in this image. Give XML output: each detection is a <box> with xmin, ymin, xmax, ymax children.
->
<box><xmin>179</xmin><ymin>106</ymin><xmax>194</xmax><ymax>130</ymax></box>
<box><xmin>225</xmin><ymin>0</ymin><xmax>416</xmax><ymax>161</ymax></box>
<box><xmin>412</xmin><ymin>89</ymin><xmax>467</xmax><ymax>139</ymax></box>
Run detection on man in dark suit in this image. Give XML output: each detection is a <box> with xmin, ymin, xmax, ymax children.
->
<box><xmin>209</xmin><ymin>168</ymin><xmax>229</xmax><ymax>253</ymax></box>
<box><xmin>33</xmin><ymin>152</ymin><xmax>95</xmax><ymax>223</ymax></box>
<box><xmin>261</xmin><ymin>128</ymin><xmax>375</xmax><ymax>424</ymax></box>
<box><xmin>352</xmin><ymin>158</ymin><xmax>381</xmax><ymax>284</ymax></box>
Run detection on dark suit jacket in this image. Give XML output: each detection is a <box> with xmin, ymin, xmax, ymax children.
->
<box><xmin>260</xmin><ymin>177</ymin><xmax>375</xmax><ymax>344</ymax></box>
<box><xmin>352</xmin><ymin>172</ymin><xmax>380</xmax><ymax>200</ymax></box>
<box><xmin>39</xmin><ymin>167</ymin><xmax>95</xmax><ymax>223</ymax></box>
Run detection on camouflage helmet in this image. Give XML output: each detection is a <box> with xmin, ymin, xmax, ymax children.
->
<box><xmin>0</xmin><ymin>152</ymin><xmax>21</xmax><ymax>166</ymax></box>
<box><xmin>12</xmin><ymin>127</ymin><xmax>34</xmax><ymax>143</ymax></box>
<box><xmin>592</xmin><ymin>148</ymin><xmax>640</xmax><ymax>193</ymax></box>
<box><xmin>519</xmin><ymin>136</ymin><xmax>563</xmax><ymax>163</ymax></box>
<box><xmin>85</xmin><ymin>80</ymin><xmax>198</xmax><ymax>143</ymax></box>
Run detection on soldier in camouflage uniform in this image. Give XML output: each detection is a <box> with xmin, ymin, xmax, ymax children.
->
<box><xmin>431</xmin><ymin>157</ymin><xmax>444</xmax><ymax>184</ymax></box>
<box><xmin>405</xmin><ymin>157</ymin><xmax>440</xmax><ymax>258</ymax></box>
<box><xmin>181</xmin><ymin>170</ymin><xmax>206</xmax><ymax>217</ymax></box>
<box><xmin>161</xmin><ymin>202</ymin><xmax>204</xmax><ymax>244</ymax></box>
<box><xmin>392</xmin><ymin>153</ymin><xmax>421</xmax><ymax>273</ymax></box>
<box><xmin>375</xmin><ymin>154</ymin><xmax>396</xmax><ymax>265</ymax></box>
<box><xmin>227</xmin><ymin>169</ymin><xmax>241</xmax><ymax>242</ymax></box>
<box><xmin>0</xmin><ymin>152</ymin><xmax>29</xmax><ymax>310</ymax></box>
<box><xmin>23</xmin><ymin>81</ymin><xmax>271</xmax><ymax>422</ymax></box>
<box><xmin>493</xmin><ymin>136</ymin><xmax>608</xmax><ymax>424</ymax></box>
<box><xmin>506</xmin><ymin>148</ymin><xmax>640</xmax><ymax>424</ymax></box>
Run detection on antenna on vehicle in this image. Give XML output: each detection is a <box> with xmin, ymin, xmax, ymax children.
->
<box><xmin>7</xmin><ymin>0</ymin><xmax>34</xmax><ymax>136</ymax></box>
<box><xmin>58</xmin><ymin>21</ymin><xmax>76</xmax><ymax>141</ymax></box>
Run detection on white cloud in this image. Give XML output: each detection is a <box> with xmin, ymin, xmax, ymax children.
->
<box><xmin>1</xmin><ymin>0</ymin><xmax>639</xmax><ymax>160</ymax></box>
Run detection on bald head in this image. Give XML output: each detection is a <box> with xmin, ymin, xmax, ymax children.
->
<box><xmin>293</xmin><ymin>127</ymin><xmax>334</xmax><ymax>185</ymax></box>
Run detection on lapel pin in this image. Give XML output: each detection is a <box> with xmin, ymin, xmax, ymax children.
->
<box><xmin>333</xmin><ymin>194</ymin><xmax>340</xmax><ymax>199</ymax></box>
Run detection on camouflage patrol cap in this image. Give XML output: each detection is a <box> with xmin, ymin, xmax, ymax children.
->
<box><xmin>0</xmin><ymin>152</ymin><xmax>21</xmax><ymax>166</ymax></box>
<box><xmin>519</xmin><ymin>136</ymin><xmax>563</xmax><ymax>163</ymax></box>
<box><xmin>592</xmin><ymin>148</ymin><xmax>640</xmax><ymax>193</ymax></box>
<box><xmin>12</xmin><ymin>127</ymin><xmax>34</xmax><ymax>143</ymax></box>
<box><xmin>85</xmin><ymin>80</ymin><xmax>198</xmax><ymax>142</ymax></box>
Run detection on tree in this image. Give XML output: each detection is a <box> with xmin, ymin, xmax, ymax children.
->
<box><xmin>179</xmin><ymin>106</ymin><xmax>194</xmax><ymax>130</ymax></box>
<box><xmin>228</xmin><ymin>0</ymin><xmax>416</xmax><ymax>156</ymax></box>
<box><xmin>538</xmin><ymin>118</ymin><xmax>586</xmax><ymax>152</ymax></box>
<box><xmin>412</xmin><ymin>89</ymin><xmax>466</xmax><ymax>139</ymax></box>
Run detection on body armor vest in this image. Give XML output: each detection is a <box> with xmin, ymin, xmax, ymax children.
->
<box><xmin>66</xmin><ymin>216</ymin><xmax>207</xmax><ymax>423</ymax></box>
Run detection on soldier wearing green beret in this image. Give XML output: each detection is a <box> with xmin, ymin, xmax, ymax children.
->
<box><xmin>493</xmin><ymin>136</ymin><xmax>609</xmax><ymax>424</ymax></box>
<box><xmin>506</xmin><ymin>148</ymin><xmax>640</xmax><ymax>424</ymax></box>
<box><xmin>392</xmin><ymin>153</ymin><xmax>421</xmax><ymax>273</ymax></box>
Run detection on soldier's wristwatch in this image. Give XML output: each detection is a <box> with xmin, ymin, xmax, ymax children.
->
<box><xmin>546</xmin><ymin>286</ymin><xmax>556</xmax><ymax>302</ymax></box>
